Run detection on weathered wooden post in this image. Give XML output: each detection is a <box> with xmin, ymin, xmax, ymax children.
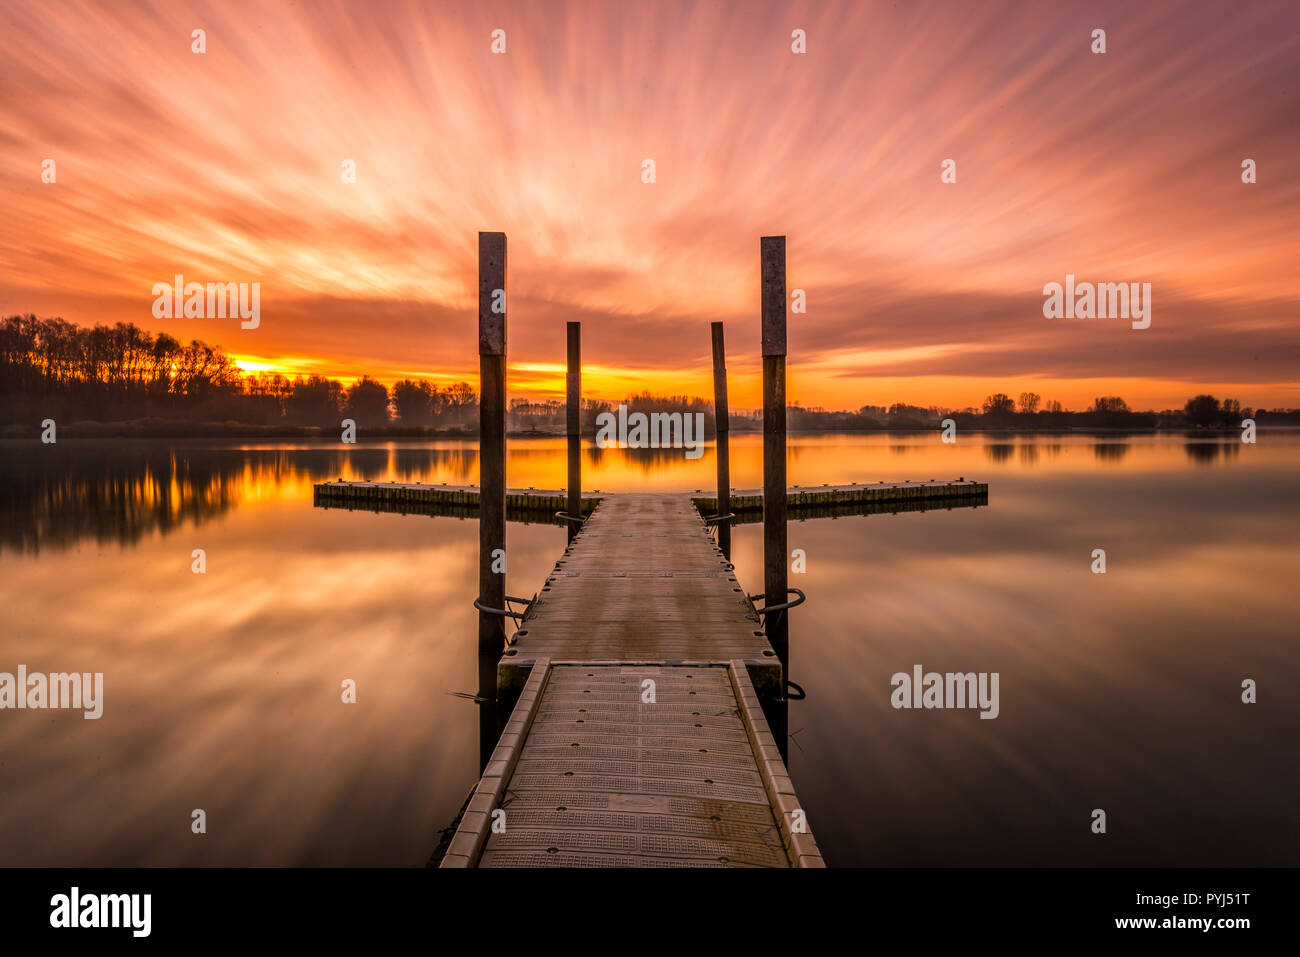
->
<box><xmin>566</xmin><ymin>321</ymin><xmax>581</xmax><ymax>543</ymax></box>
<box><xmin>478</xmin><ymin>231</ymin><xmax>507</xmax><ymax>661</ymax></box>
<box><xmin>761</xmin><ymin>236</ymin><xmax>788</xmax><ymax>668</ymax></box>
<box><xmin>711</xmin><ymin>321</ymin><xmax>732</xmax><ymax>560</ymax></box>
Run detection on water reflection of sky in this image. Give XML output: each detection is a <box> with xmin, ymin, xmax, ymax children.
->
<box><xmin>0</xmin><ymin>433</ymin><xmax>1295</xmax><ymax>864</ymax></box>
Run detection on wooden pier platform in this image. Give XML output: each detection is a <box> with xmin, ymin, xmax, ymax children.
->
<box><xmin>313</xmin><ymin>477</ymin><xmax>987</xmax><ymax>524</ymax></box>
<box><xmin>312</xmin><ymin>482</ymin><xmax>602</xmax><ymax>523</ymax></box>
<box><xmin>439</xmin><ymin>494</ymin><xmax>824</xmax><ymax>868</ymax></box>
<box><xmin>693</xmin><ymin>478</ymin><xmax>986</xmax><ymax>515</ymax></box>
<box><xmin>314</xmin><ymin>476</ymin><xmax>987</xmax><ymax>867</ymax></box>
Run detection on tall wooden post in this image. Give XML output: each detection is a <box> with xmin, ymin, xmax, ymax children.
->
<box><xmin>711</xmin><ymin>321</ymin><xmax>731</xmax><ymax>560</ymax></box>
<box><xmin>761</xmin><ymin>237</ymin><xmax>788</xmax><ymax>669</ymax></box>
<box><xmin>478</xmin><ymin>231</ymin><xmax>507</xmax><ymax>663</ymax></box>
<box><xmin>566</xmin><ymin>322</ymin><xmax>581</xmax><ymax>543</ymax></box>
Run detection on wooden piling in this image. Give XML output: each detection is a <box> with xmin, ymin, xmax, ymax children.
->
<box><xmin>711</xmin><ymin>321</ymin><xmax>732</xmax><ymax>559</ymax></box>
<box><xmin>566</xmin><ymin>321</ymin><xmax>581</xmax><ymax>543</ymax></box>
<box><xmin>478</xmin><ymin>232</ymin><xmax>507</xmax><ymax>664</ymax></box>
<box><xmin>760</xmin><ymin>236</ymin><xmax>788</xmax><ymax>669</ymax></box>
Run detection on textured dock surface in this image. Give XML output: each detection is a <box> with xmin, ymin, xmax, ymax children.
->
<box><xmin>442</xmin><ymin>659</ymin><xmax>820</xmax><ymax>867</ymax></box>
<box><xmin>440</xmin><ymin>493</ymin><xmax>824</xmax><ymax>868</ymax></box>
<box><xmin>498</xmin><ymin>494</ymin><xmax>778</xmax><ymax>690</ymax></box>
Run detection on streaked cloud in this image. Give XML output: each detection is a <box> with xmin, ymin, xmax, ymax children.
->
<box><xmin>1</xmin><ymin>0</ymin><xmax>1297</xmax><ymax>408</ymax></box>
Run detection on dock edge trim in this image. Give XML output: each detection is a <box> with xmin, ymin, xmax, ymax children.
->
<box><xmin>728</xmin><ymin>658</ymin><xmax>826</xmax><ymax>868</ymax></box>
<box><xmin>440</xmin><ymin>657</ymin><xmax>553</xmax><ymax>867</ymax></box>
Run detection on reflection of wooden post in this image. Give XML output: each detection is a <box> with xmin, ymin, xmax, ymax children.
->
<box><xmin>478</xmin><ymin>232</ymin><xmax>507</xmax><ymax>663</ymax></box>
<box><xmin>761</xmin><ymin>237</ymin><xmax>788</xmax><ymax>669</ymax></box>
<box><xmin>566</xmin><ymin>322</ymin><xmax>581</xmax><ymax>543</ymax></box>
<box><xmin>711</xmin><ymin>321</ymin><xmax>731</xmax><ymax>560</ymax></box>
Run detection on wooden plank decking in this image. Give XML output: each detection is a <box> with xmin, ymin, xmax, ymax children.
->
<box><xmin>441</xmin><ymin>659</ymin><xmax>818</xmax><ymax>867</ymax></box>
<box><xmin>498</xmin><ymin>494</ymin><xmax>778</xmax><ymax>693</ymax></box>
<box><xmin>440</xmin><ymin>493</ymin><xmax>824</xmax><ymax>868</ymax></box>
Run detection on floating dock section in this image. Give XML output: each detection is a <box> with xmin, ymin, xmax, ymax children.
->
<box><xmin>313</xmin><ymin>478</ymin><xmax>987</xmax><ymax>525</ymax></box>
<box><xmin>313</xmin><ymin>482</ymin><xmax>601</xmax><ymax>523</ymax></box>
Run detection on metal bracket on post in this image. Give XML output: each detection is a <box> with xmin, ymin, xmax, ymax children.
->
<box><xmin>472</xmin><ymin>593</ymin><xmax>537</xmax><ymax>646</ymax></box>
<box><xmin>748</xmin><ymin>587</ymin><xmax>806</xmax><ymax>617</ymax></box>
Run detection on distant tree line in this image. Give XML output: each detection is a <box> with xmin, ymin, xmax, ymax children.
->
<box><xmin>0</xmin><ymin>316</ymin><xmax>477</xmax><ymax>428</ymax></box>
<box><xmin>744</xmin><ymin>391</ymin><xmax>1296</xmax><ymax>431</ymax></box>
<box><xmin>965</xmin><ymin>391</ymin><xmax>1279</xmax><ymax>429</ymax></box>
<box><xmin>2</xmin><ymin>315</ymin><xmax>241</xmax><ymax>407</ymax></box>
<box><xmin>3</xmin><ymin>315</ymin><xmax>1297</xmax><ymax>432</ymax></box>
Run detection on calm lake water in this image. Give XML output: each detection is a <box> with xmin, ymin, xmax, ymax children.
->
<box><xmin>1</xmin><ymin>432</ymin><xmax>1296</xmax><ymax>866</ymax></box>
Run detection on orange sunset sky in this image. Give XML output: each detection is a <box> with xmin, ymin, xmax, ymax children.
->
<box><xmin>1</xmin><ymin>0</ymin><xmax>1297</xmax><ymax>410</ymax></box>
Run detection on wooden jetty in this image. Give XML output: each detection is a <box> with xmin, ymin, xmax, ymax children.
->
<box><xmin>314</xmin><ymin>231</ymin><xmax>991</xmax><ymax>868</ymax></box>
<box><xmin>439</xmin><ymin>493</ymin><xmax>822</xmax><ymax>868</ymax></box>
<box><xmin>435</xmin><ymin>233</ymin><xmax>828</xmax><ymax>866</ymax></box>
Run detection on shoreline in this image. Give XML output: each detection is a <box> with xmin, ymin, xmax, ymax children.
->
<box><xmin>2</xmin><ymin>420</ymin><xmax>1295</xmax><ymax>441</ymax></box>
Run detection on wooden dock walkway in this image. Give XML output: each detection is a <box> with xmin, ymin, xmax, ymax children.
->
<box><xmin>498</xmin><ymin>494</ymin><xmax>778</xmax><ymax>691</ymax></box>
<box><xmin>438</xmin><ymin>494</ymin><xmax>824</xmax><ymax>867</ymax></box>
<box><xmin>315</xmin><ymin>476</ymin><xmax>987</xmax><ymax>866</ymax></box>
<box><xmin>314</xmin><ymin>232</ymin><xmax>998</xmax><ymax>867</ymax></box>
